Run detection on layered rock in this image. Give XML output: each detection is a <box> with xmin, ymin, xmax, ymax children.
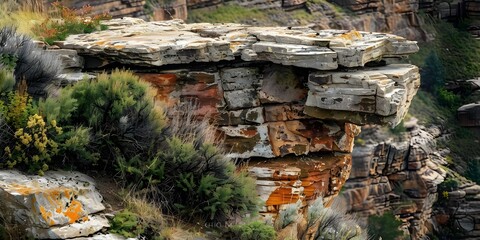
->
<box><xmin>57</xmin><ymin>18</ymin><xmax>420</xmax><ymax>215</ymax></box>
<box><xmin>339</xmin><ymin>124</ymin><xmax>449</xmax><ymax>239</ymax></box>
<box><xmin>0</xmin><ymin>171</ymin><xmax>108</xmax><ymax>239</ymax></box>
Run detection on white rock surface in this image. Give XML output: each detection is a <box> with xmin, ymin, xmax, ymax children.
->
<box><xmin>61</xmin><ymin>19</ymin><xmax>418</xmax><ymax>70</ymax></box>
<box><xmin>0</xmin><ymin>170</ymin><xmax>107</xmax><ymax>239</ymax></box>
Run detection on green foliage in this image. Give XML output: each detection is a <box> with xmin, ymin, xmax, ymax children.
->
<box><xmin>437</xmin><ymin>88</ymin><xmax>461</xmax><ymax>111</ymax></box>
<box><xmin>110</xmin><ymin>210</ymin><xmax>145</xmax><ymax>238</ymax></box>
<box><xmin>0</xmin><ymin>68</ymin><xmax>15</xmax><ymax>94</ymax></box>
<box><xmin>119</xmin><ymin>137</ymin><xmax>259</xmax><ymax>221</ymax></box>
<box><xmin>306</xmin><ymin>198</ymin><xmax>366</xmax><ymax>240</ymax></box>
<box><xmin>390</xmin><ymin>120</ymin><xmax>406</xmax><ymax>135</ymax></box>
<box><xmin>0</xmin><ymin>27</ymin><xmax>62</xmax><ymax>98</ymax></box>
<box><xmin>421</xmin><ymin>51</ymin><xmax>445</xmax><ymax>91</ymax></box>
<box><xmin>368</xmin><ymin>211</ymin><xmax>403</xmax><ymax>240</ymax></box>
<box><xmin>228</xmin><ymin>221</ymin><xmax>276</xmax><ymax>240</ymax></box>
<box><xmin>66</xmin><ymin>70</ymin><xmax>165</xmax><ymax>164</ymax></box>
<box><xmin>0</xmin><ymin>53</ymin><xmax>17</xmax><ymax>70</ymax></box>
<box><xmin>0</xmin><ymin>89</ymin><xmax>35</xmax><ymax>130</ymax></box>
<box><xmin>118</xmin><ymin>103</ymin><xmax>259</xmax><ymax>222</ymax></box>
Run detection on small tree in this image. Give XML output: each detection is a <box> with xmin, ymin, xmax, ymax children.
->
<box><xmin>421</xmin><ymin>50</ymin><xmax>445</xmax><ymax>92</ymax></box>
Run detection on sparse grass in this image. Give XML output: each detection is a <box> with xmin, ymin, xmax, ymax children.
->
<box><xmin>0</xmin><ymin>2</ymin><xmax>46</xmax><ymax>36</ymax></box>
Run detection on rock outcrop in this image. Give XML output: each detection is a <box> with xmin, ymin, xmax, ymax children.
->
<box><xmin>340</xmin><ymin>124</ymin><xmax>447</xmax><ymax>239</ymax></box>
<box><xmin>0</xmin><ymin>170</ymin><xmax>108</xmax><ymax>239</ymax></box>
<box><xmin>56</xmin><ymin>18</ymin><xmax>419</xmax><ymax>216</ymax></box>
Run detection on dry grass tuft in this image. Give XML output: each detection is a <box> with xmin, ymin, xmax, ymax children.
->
<box><xmin>0</xmin><ymin>0</ymin><xmax>46</xmax><ymax>36</ymax></box>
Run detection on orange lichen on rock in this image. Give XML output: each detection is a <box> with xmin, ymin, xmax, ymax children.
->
<box><xmin>63</xmin><ymin>200</ymin><xmax>84</xmax><ymax>224</ymax></box>
<box><xmin>250</xmin><ymin>154</ymin><xmax>352</xmax><ymax>214</ymax></box>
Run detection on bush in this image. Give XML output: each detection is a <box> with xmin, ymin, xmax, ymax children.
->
<box><xmin>421</xmin><ymin>51</ymin><xmax>445</xmax><ymax>92</ymax></box>
<box><xmin>66</xmin><ymin>70</ymin><xmax>165</xmax><ymax>165</ymax></box>
<box><xmin>32</xmin><ymin>2</ymin><xmax>110</xmax><ymax>45</ymax></box>
<box><xmin>368</xmin><ymin>211</ymin><xmax>404</xmax><ymax>240</ymax></box>
<box><xmin>228</xmin><ymin>221</ymin><xmax>276</xmax><ymax>240</ymax></box>
<box><xmin>0</xmin><ymin>27</ymin><xmax>62</xmax><ymax>98</ymax></box>
<box><xmin>275</xmin><ymin>201</ymin><xmax>301</xmax><ymax>230</ymax></box>
<box><xmin>117</xmin><ymin>103</ymin><xmax>259</xmax><ymax>222</ymax></box>
<box><xmin>110</xmin><ymin>210</ymin><xmax>145</xmax><ymax>238</ymax></box>
<box><xmin>308</xmin><ymin>198</ymin><xmax>366</xmax><ymax>240</ymax></box>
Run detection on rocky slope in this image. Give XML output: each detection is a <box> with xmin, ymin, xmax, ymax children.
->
<box><xmin>340</xmin><ymin>121</ymin><xmax>480</xmax><ymax>239</ymax></box>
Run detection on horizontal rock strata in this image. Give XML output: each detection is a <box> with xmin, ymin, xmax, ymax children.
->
<box><xmin>57</xmin><ymin>18</ymin><xmax>420</xmax><ymax>216</ymax></box>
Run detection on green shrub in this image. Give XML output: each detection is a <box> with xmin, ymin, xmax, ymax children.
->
<box><xmin>421</xmin><ymin>51</ymin><xmax>445</xmax><ymax>92</ymax></box>
<box><xmin>437</xmin><ymin>88</ymin><xmax>461</xmax><ymax>111</ymax></box>
<box><xmin>368</xmin><ymin>211</ymin><xmax>403</xmax><ymax>240</ymax></box>
<box><xmin>66</xmin><ymin>70</ymin><xmax>165</xmax><ymax>165</ymax></box>
<box><xmin>117</xmin><ymin>103</ymin><xmax>259</xmax><ymax>222</ymax></box>
<box><xmin>110</xmin><ymin>210</ymin><xmax>145</xmax><ymax>238</ymax></box>
<box><xmin>0</xmin><ymin>68</ymin><xmax>15</xmax><ymax>94</ymax></box>
<box><xmin>228</xmin><ymin>221</ymin><xmax>276</xmax><ymax>240</ymax></box>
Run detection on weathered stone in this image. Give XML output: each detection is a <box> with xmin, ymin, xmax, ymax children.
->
<box><xmin>305</xmin><ymin>64</ymin><xmax>420</xmax><ymax>126</ymax></box>
<box><xmin>0</xmin><ymin>170</ymin><xmax>106</xmax><ymax>239</ymax></box>
<box><xmin>259</xmin><ymin>65</ymin><xmax>307</xmax><ymax>103</ymax></box>
<box><xmin>62</xmin><ymin>19</ymin><xmax>418</xmax><ymax>70</ymax></box>
<box><xmin>218</xmin><ymin>107</ymin><xmax>265</xmax><ymax>125</ymax></box>
<box><xmin>222</xmin><ymin>124</ymin><xmax>275</xmax><ymax>158</ymax></box>
<box><xmin>28</xmin><ymin>215</ymin><xmax>109</xmax><ymax>239</ymax></box>
<box><xmin>249</xmin><ymin>154</ymin><xmax>351</xmax><ymax>214</ymax></box>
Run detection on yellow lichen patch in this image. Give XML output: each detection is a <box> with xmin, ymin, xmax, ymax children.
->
<box><xmin>63</xmin><ymin>200</ymin><xmax>84</xmax><ymax>224</ymax></box>
<box><xmin>64</xmin><ymin>190</ymin><xmax>71</xmax><ymax>199</ymax></box>
<box><xmin>7</xmin><ymin>183</ymin><xmax>35</xmax><ymax>195</ymax></box>
<box><xmin>339</xmin><ymin>30</ymin><xmax>362</xmax><ymax>41</ymax></box>
<box><xmin>94</xmin><ymin>40</ymin><xmax>107</xmax><ymax>46</ymax></box>
<box><xmin>113</xmin><ymin>44</ymin><xmax>125</xmax><ymax>50</ymax></box>
<box><xmin>39</xmin><ymin>205</ymin><xmax>55</xmax><ymax>226</ymax></box>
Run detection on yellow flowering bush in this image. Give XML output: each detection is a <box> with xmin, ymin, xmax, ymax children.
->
<box><xmin>3</xmin><ymin>114</ymin><xmax>63</xmax><ymax>175</ymax></box>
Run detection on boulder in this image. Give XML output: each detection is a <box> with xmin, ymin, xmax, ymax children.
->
<box><xmin>0</xmin><ymin>170</ymin><xmax>107</xmax><ymax>239</ymax></box>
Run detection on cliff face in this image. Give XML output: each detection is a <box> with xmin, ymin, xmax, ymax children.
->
<box><xmin>57</xmin><ymin>18</ymin><xmax>420</xmax><ymax>216</ymax></box>
<box><xmin>341</xmin><ymin>122</ymin><xmax>480</xmax><ymax>239</ymax></box>
<box><xmin>341</xmin><ymin>124</ymin><xmax>446</xmax><ymax>238</ymax></box>
<box><xmin>185</xmin><ymin>0</ymin><xmax>429</xmax><ymax>41</ymax></box>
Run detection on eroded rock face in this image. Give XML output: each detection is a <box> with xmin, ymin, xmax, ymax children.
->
<box><xmin>0</xmin><ymin>170</ymin><xmax>108</xmax><ymax>239</ymax></box>
<box><xmin>340</xmin><ymin>125</ymin><xmax>448</xmax><ymax>239</ymax></box>
<box><xmin>58</xmin><ymin>18</ymin><xmax>419</xmax><ymax>216</ymax></box>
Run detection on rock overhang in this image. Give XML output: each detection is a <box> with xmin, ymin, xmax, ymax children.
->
<box><xmin>61</xmin><ymin>18</ymin><xmax>420</xmax><ymax>128</ymax></box>
<box><xmin>54</xmin><ymin>17</ymin><xmax>421</xmax><ymax>216</ymax></box>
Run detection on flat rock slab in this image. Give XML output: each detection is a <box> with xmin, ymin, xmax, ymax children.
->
<box><xmin>61</xmin><ymin>18</ymin><xmax>418</xmax><ymax>70</ymax></box>
<box><xmin>0</xmin><ymin>170</ymin><xmax>106</xmax><ymax>239</ymax></box>
<box><xmin>305</xmin><ymin>64</ymin><xmax>420</xmax><ymax>126</ymax></box>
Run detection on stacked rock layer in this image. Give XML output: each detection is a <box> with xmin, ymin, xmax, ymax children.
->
<box><xmin>58</xmin><ymin>18</ymin><xmax>420</xmax><ymax>216</ymax></box>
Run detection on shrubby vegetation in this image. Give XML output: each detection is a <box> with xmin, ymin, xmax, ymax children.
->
<box><xmin>409</xmin><ymin>17</ymin><xmax>480</xmax><ymax>184</ymax></box>
<box><xmin>0</xmin><ymin>27</ymin><xmax>260</xmax><ymax>233</ymax></box>
<box><xmin>368</xmin><ymin>211</ymin><xmax>404</xmax><ymax>240</ymax></box>
<box><xmin>227</xmin><ymin>221</ymin><xmax>276</xmax><ymax>240</ymax></box>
